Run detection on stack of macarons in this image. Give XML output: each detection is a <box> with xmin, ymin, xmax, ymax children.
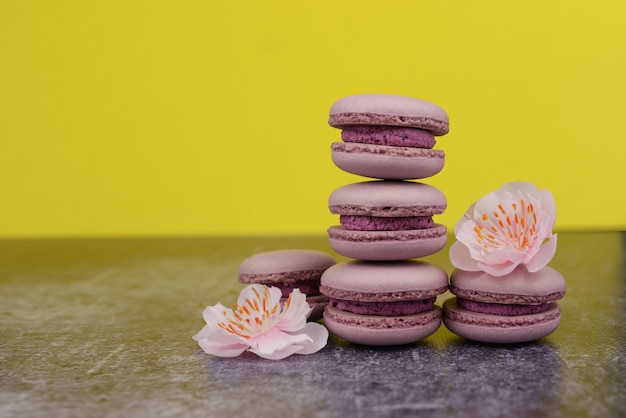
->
<box><xmin>321</xmin><ymin>93</ymin><xmax>451</xmax><ymax>345</ymax></box>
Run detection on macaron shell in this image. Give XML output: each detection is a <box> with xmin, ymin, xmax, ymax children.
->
<box><xmin>328</xmin><ymin>225</ymin><xmax>447</xmax><ymax>260</ymax></box>
<box><xmin>449</xmin><ymin>267</ymin><xmax>566</xmax><ymax>304</ymax></box>
<box><xmin>443</xmin><ymin>298</ymin><xmax>561</xmax><ymax>344</ymax></box>
<box><xmin>331</xmin><ymin>142</ymin><xmax>445</xmax><ymax>180</ymax></box>
<box><xmin>321</xmin><ymin>260</ymin><xmax>448</xmax><ymax>295</ymax></box>
<box><xmin>324</xmin><ymin>305</ymin><xmax>442</xmax><ymax>346</ymax></box>
<box><xmin>328</xmin><ymin>94</ymin><xmax>449</xmax><ymax>135</ymax></box>
<box><xmin>239</xmin><ymin>249</ymin><xmax>336</xmax><ymax>285</ymax></box>
<box><xmin>329</xmin><ymin>181</ymin><xmax>447</xmax><ymax>216</ymax></box>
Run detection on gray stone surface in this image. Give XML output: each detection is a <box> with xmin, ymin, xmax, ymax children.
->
<box><xmin>1</xmin><ymin>233</ymin><xmax>624</xmax><ymax>417</ymax></box>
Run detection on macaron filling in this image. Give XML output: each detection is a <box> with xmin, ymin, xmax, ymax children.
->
<box><xmin>339</xmin><ymin>215</ymin><xmax>434</xmax><ymax>231</ymax></box>
<box><xmin>329</xmin><ymin>297</ymin><xmax>436</xmax><ymax>316</ymax></box>
<box><xmin>341</xmin><ymin>126</ymin><xmax>435</xmax><ymax>149</ymax></box>
<box><xmin>457</xmin><ymin>297</ymin><xmax>552</xmax><ymax>316</ymax></box>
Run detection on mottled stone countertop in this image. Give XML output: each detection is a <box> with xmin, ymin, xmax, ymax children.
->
<box><xmin>1</xmin><ymin>232</ymin><xmax>624</xmax><ymax>417</ymax></box>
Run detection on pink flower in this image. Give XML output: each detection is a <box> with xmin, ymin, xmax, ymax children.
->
<box><xmin>192</xmin><ymin>284</ymin><xmax>328</xmax><ymax>360</ymax></box>
<box><xmin>449</xmin><ymin>182</ymin><xmax>557</xmax><ymax>277</ymax></box>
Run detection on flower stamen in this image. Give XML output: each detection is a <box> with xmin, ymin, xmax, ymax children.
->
<box><xmin>474</xmin><ymin>193</ymin><xmax>543</xmax><ymax>253</ymax></box>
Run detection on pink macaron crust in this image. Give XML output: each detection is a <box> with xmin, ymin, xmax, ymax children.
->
<box><xmin>329</xmin><ymin>181</ymin><xmax>447</xmax><ymax>217</ymax></box>
<box><xmin>443</xmin><ymin>299</ymin><xmax>561</xmax><ymax>344</ymax></box>
<box><xmin>329</xmin><ymin>94</ymin><xmax>449</xmax><ymax>135</ymax></box>
<box><xmin>238</xmin><ymin>249</ymin><xmax>336</xmax><ymax>321</ymax></box>
<box><xmin>328</xmin><ymin>181</ymin><xmax>447</xmax><ymax>260</ymax></box>
<box><xmin>329</xmin><ymin>94</ymin><xmax>449</xmax><ymax>180</ymax></box>
<box><xmin>327</xmin><ymin>226</ymin><xmax>448</xmax><ymax>261</ymax></box>
<box><xmin>443</xmin><ymin>266</ymin><xmax>566</xmax><ymax>343</ymax></box>
<box><xmin>320</xmin><ymin>261</ymin><xmax>448</xmax><ymax>345</ymax></box>
<box><xmin>330</xmin><ymin>143</ymin><xmax>445</xmax><ymax>180</ymax></box>
<box><xmin>448</xmin><ymin>266</ymin><xmax>566</xmax><ymax>305</ymax></box>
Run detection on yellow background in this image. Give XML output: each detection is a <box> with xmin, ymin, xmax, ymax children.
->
<box><xmin>1</xmin><ymin>1</ymin><xmax>625</xmax><ymax>237</ymax></box>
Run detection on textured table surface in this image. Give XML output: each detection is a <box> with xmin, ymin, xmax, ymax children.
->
<box><xmin>1</xmin><ymin>232</ymin><xmax>624</xmax><ymax>417</ymax></box>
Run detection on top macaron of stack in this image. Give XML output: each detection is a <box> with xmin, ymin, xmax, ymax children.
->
<box><xmin>327</xmin><ymin>94</ymin><xmax>450</xmax><ymax>261</ymax></box>
<box><xmin>329</xmin><ymin>93</ymin><xmax>449</xmax><ymax>181</ymax></box>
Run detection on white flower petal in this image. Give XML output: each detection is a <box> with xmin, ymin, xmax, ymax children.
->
<box><xmin>249</xmin><ymin>344</ymin><xmax>303</xmax><ymax>360</ymax></box>
<box><xmin>277</xmin><ymin>289</ymin><xmax>311</xmax><ymax>332</ymax></box>
<box><xmin>482</xmin><ymin>246</ymin><xmax>523</xmax><ymax>266</ymax></box>
<box><xmin>455</xmin><ymin>220</ymin><xmax>487</xmax><ymax>261</ymax></box>
<box><xmin>249</xmin><ymin>323</ymin><xmax>328</xmax><ymax>359</ymax></box>
<box><xmin>506</xmin><ymin>182</ymin><xmax>539</xmax><ymax>196</ymax></box>
<box><xmin>267</xmin><ymin>286</ymin><xmax>284</xmax><ymax>306</ymax></box>
<box><xmin>237</xmin><ymin>284</ymin><xmax>264</xmax><ymax>307</ymax></box>
<box><xmin>449</xmin><ymin>241</ymin><xmax>481</xmax><ymax>271</ymax></box>
<box><xmin>477</xmin><ymin>260</ymin><xmax>519</xmax><ymax>277</ymax></box>
<box><xmin>293</xmin><ymin>322</ymin><xmax>329</xmax><ymax>355</ymax></box>
<box><xmin>196</xmin><ymin>332</ymin><xmax>249</xmax><ymax>358</ymax></box>
<box><xmin>472</xmin><ymin>190</ymin><xmax>501</xmax><ymax>219</ymax></box>
<box><xmin>252</xmin><ymin>328</ymin><xmax>311</xmax><ymax>355</ymax></box>
<box><xmin>202</xmin><ymin>304</ymin><xmax>229</xmax><ymax>326</ymax></box>
<box><xmin>192</xmin><ymin>324</ymin><xmax>213</xmax><ymax>341</ymax></box>
<box><xmin>539</xmin><ymin>189</ymin><xmax>556</xmax><ymax>222</ymax></box>
<box><xmin>526</xmin><ymin>234</ymin><xmax>558</xmax><ymax>272</ymax></box>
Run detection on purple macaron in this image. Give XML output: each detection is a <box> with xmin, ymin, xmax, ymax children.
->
<box><xmin>320</xmin><ymin>260</ymin><xmax>448</xmax><ymax>346</ymax></box>
<box><xmin>328</xmin><ymin>180</ymin><xmax>447</xmax><ymax>261</ymax></box>
<box><xmin>443</xmin><ymin>266</ymin><xmax>566</xmax><ymax>343</ymax></box>
<box><xmin>238</xmin><ymin>249</ymin><xmax>336</xmax><ymax>321</ymax></box>
<box><xmin>328</xmin><ymin>94</ymin><xmax>449</xmax><ymax>180</ymax></box>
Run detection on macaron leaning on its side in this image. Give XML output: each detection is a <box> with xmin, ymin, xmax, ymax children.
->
<box><xmin>328</xmin><ymin>94</ymin><xmax>449</xmax><ymax>180</ymax></box>
<box><xmin>238</xmin><ymin>250</ymin><xmax>336</xmax><ymax>321</ymax></box>
<box><xmin>443</xmin><ymin>267</ymin><xmax>566</xmax><ymax>343</ymax></box>
<box><xmin>328</xmin><ymin>180</ymin><xmax>447</xmax><ymax>260</ymax></box>
<box><xmin>320</xmin><ymin>260</ymin><xmax>448</xmax><ymax>346</ymax></box>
